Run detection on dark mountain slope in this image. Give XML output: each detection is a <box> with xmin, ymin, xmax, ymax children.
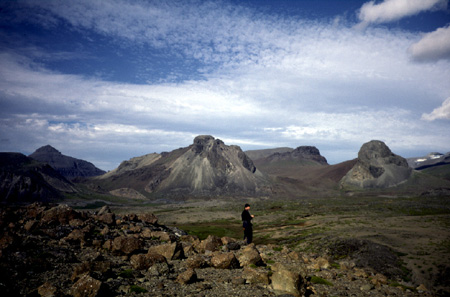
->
<box><xmin>29</xmin><ymin>145</ymin><xmax>105</xmax><ymax>180</ymax></box>
<box><xmin>0</xmin><ymin>153</ymin><xmax>77</xmax><ymax>203</ymax></box>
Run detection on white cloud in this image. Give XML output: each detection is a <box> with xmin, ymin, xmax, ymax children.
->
<box><xmin>422</xmin><ymin>97</ymin><xmax>450</xmax><ymax>121</ymax></box>
<box><xmin>357</xmin><ymin>0</ymin><xmax>447</xmax><ymax>27</ymax></box>
<box><xmin>2</xmin><ymin>0</ymin><xmax>450</xmax><ymax>168</ymax></box>
<box><xmin>409</xmin><ymin>25</ymin><xmax>450</xmax><ymax>62</ymax></box>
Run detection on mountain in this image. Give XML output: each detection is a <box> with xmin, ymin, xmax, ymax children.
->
<box><xmin>251</xmin><ymin>146</ymin><xmax>328</xmax><ymax>176</ymax></box>
<box><xmin>340</xmin><ymin>140</ymin><xmax>412</xmax><ymax>189</ymax></box>
<box><xmin>407</xmin><ymin>152</ymin><xmax>450</xmax><ymax>170</ymax></box>
<box><xmin>29</xmin><ymin>145</ymin><xmax>106</xmax><ymax>180</ymax></box>
<box><xmin>245</xmin><ymin>147</ymin><xmax>294</xmax><ymax>161</ymax></box>
<box><xmin>91</xmin><ymin>135</ymin><xmax>271</xmax><ymax>199</ymax></box>
<box><xmin>0</xmin><ymin>152</ymin><xmax>77</xmax><ymax>203</ymax></box>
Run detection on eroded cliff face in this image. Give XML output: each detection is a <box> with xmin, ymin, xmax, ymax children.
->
<box><xmin>340</xmin><ymin>140</ymin><xmax>412</xmax><ymax>189</ymax></box>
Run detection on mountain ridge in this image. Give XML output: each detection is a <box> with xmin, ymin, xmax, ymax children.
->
<box><xmin>2</xmin><ymin>137</ymin><xmax>450</xmax><ymax>203</ymax></box>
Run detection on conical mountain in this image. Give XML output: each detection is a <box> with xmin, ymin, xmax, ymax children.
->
<box><xmin>94</xmin><ymin>135</ymin><xmax>271</xmax><ymax>198</ymax></box>
<box><xmin>29</xmin><ymin>145</ymin><xmax>105</xmax><ymax>180</ymax></box>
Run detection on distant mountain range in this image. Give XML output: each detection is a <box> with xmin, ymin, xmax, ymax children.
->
<box><xmin>407</xmin><ymin>152</ymin><xmax>450</xmax><ymax>170</ymax></box>
<box><xmin>1</xmin><ymin>136</ymin><xmax>450</xmax><ymax>203</ymax></box>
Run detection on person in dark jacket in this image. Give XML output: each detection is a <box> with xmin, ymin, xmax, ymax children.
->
<box><xmin>241</xmin><ymin>203</ymin><xmax>255</xmax><ymax>244</ymax></box>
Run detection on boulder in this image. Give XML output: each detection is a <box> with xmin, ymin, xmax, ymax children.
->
<box><xmin>41</xmin><ymin>204</ymin><xmax>80</xmax><ymax>225</ymax></box>
<box><xmin>130</xmin><ymin>254</ymin><xmax>152</xmax><ymax>270</ymax></box>
<box><xmin>24</xmin><ymin>219</ymin><xmax>38</xmax><ymax>232</ymax></box>
<box><xmin>147</xmin><ymin>262</ymin><xmax>171</xmax><ymax>277</ymax></box>
<box><xmin>176</xmin><ymin>268</ymin><xmax>198</xmax><ymax>284</ymax></box>
<box><xmin>310</xmin><ymin>256</ymin><xmax>330</xmax><ymax>270</ymax></box>
<box><xmin>96</xmin><ymin>213</ymin><xmax>115</xmax><ymax>226</ymax></box>
<box><xmin>71</xmin><ymin>261</ymin><xmax>112</xmax><ymax>281</ymax></box>
<box><xmin>186</xmin><ymin>254</ymin><xmax>210</xmax><ymax>269</ymax></box>
<box><xmin>64</xmin><ymin>229</ymin><xmax>87</xmax><ymax>245</ymax></box>
<box><xmin>138</xmin><ymin>213</ymin><xmax>158</xmax><ymax>225</ymax></box>
<box><xmin>130</xmin><ymin>252</ymin><xmax>167</xmax><ymax>270</ymax></box>
<box><xmin>242</xmin><ymin>266</ymin><xmax>270</xmax><ymax>285</ymax></box>
<box><xmin>71</xmin><ymin>274</ymin><xmax>104</xmax><ymax>297</ymax></box>
<box><xmin>150</xmin><ymin>231</ymin><xmax>173</xmax><ymax>242</ymax></box>
<box><xmin>237</xmin><ymin>244</ymin><xmax>262</xmax><ymax>267</ymax></box>
<box><xmin>37</xmin><ymin>282</ymin><xmax>57</xmax><ymax>297</ymax></box>
<box><xmin>211</xmin><ymin>252</ymin><xmax>239</xmax><ymax>269</ymax></box>
<box><xmin>222</xmin><ymin>236</ymin><xmax>241</xmax><ymax>250</ymax></box>
<box><xmin>271</xmin><ymin>262</ymin><xmax>308</xmax><ymax>296</ymax></box>
<box><xmin>112</xmin><ymin>236</ymin><xmax>142</xmax><ymax>255</ymax></box>
<box><xmin>197</xmin><ymin>235</ymin><xmax>223</xmax><ymax>253</ymax></box>
<box><xmin>147</xmin><ymin>242</ymin><xmax>184</xmax><ymax>260</ymax></box>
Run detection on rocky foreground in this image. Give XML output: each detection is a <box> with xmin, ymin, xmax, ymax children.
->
<box><xmin>0</xmin><ymin>204</ymin><xmax>434</xmax><ymax>296</ymax></box>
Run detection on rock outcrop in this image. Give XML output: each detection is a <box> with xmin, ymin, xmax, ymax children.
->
<box><xmin>93</xmin><ymin>135</ymin><xmax>271</xmax><ymax>198</ymax></box>
<box><xmin>0</xmin><ymin>153</ymin><xmax>77</xmax><ymax>203</ymax></box>
<box><xmin>340</xmin><ymin>140</ymin><xmax>412</xmax><ymax>189</ymax></box>
<box><xmin>29</xmin><ymin>145</ymin><xmax>105</xmax><ymax>180</ymax></box>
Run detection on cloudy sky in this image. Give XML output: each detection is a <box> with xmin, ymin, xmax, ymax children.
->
<box><xmin>1</xmin><ymin>0</ymin><xmax>449</xmax><ymax>171</ymax></box>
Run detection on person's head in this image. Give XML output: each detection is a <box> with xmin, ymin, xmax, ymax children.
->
<box><xmin>244</xmin><ymin>203</ymin><xmax>250</xmax><ymax>210</ymax></box>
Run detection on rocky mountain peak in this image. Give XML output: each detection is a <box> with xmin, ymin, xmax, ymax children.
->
<box><xmin>358</xmin><ymin>140</ymin><xmax>409</xmax><ymax>169</ymax></box>
<box><xmin>293</xmin><ymin>146</ymin><xmax>321</xmax><ymax>156</ymax></box>
<box><xmin>192</xmin><ymin>135</ymin><xmax>224</xmax><ymax>155</ymax></box>
<box><xmin>33</xmin><ymin>145</ymin><xmax>61</xmax><ymax>154</ymax></box>
<box><xmin>340</xmin><ymin>140</ymin><xmax>411</xmax><ymax>189</ymax></box>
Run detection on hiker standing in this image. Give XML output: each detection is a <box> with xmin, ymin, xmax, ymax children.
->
<box><xmin>241</xmin><ymin>203</ymin><xmax>254</xmax><ymax>244</ymax></box>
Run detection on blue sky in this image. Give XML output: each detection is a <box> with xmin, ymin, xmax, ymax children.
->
<box><xmin>1</xmin><ymin>0</ymin><xmax>449</xmax><ymax>170</ymax></box>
